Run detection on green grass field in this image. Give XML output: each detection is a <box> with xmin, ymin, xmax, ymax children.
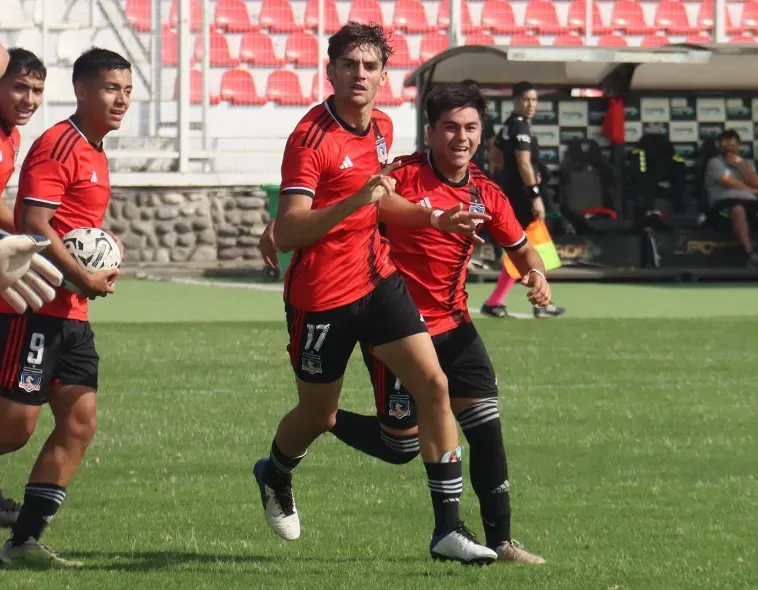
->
<box><xmin>2</xmin><ymin>278</ymin><xmax>757</xmax><ymax>589</ymax></box>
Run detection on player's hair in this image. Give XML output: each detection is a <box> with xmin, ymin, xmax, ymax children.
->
<box><xmin>719</xmin><ymin>129</ymin><xmax>741</xmax><ymax>143</ymax></box>
<box><xmin>1</xmin><ymin>48</ymin><xmax>46</xmax><ymax>81</ymax></box>
<box><xmin>327</xmin><ymin>22</ymin><xmax>394</xmax><ymax>66</ymax></box>
<box><xmin>425</xmin><ymin>83</ymin><xmax>487</xmax><ymax>126</ymax></box>
<box><xmin>512</xmin><ymin>81</ymin><xmax>535</xmax><ymax>98</ymax></box>
<box><xmin>72</xmin><ymin>48</ymin><xmax>131</xmax><ymax>84</ymax></box>
<box><xmin>461</xmin><ymin>79</ymin><xmax>479</xmax><ymax>88</ymax></box>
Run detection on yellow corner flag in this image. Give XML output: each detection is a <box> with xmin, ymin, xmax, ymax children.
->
<box><xmin>503</xmin><ymin>219</ymin><xmax>562</xmax><ymax>279</ymax></box>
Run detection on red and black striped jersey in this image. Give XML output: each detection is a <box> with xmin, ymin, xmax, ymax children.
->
<box><xmin>280</xmin><ymin>97</ymin><xmax>395</xmax><ymax>311</ymax></box>
<box><xmin>386</xmin><ymin>151</ymin><xmax>526</xmax><ymax>336</ymax></box>
<box><xmin>0</xmin><ymin>118</ymin><xmax>111</xmax><ymax>320</ymax></box>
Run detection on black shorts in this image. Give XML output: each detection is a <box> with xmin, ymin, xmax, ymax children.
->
<box><xmin>361</xmin><ymin>321</ymin><xmax>498</xmax><ymax>429</ymax></box>
<box><xmin>0</xmin><ymin>314</ymin><xmax>99</xmax><ymax>406</ymax></box>
<box><xmin>504</xmin><ymin>186</ymin><xmax>536</xmax><ymax>230</ymax></box>
<box><xmin>285</xmin><ymin>272</ymin><xmax>428</xmax><ymax>383</ymax></box>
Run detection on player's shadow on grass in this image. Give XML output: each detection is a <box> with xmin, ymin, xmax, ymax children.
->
<box><xmin>65</xmin><ymin>550</ymin><xmax>421</xmax><ymax>571</ymax></box>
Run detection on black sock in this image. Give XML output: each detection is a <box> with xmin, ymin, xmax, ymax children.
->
<box><xmin>11</xmin><ymin>483</ymin><xmax>66</xmax><ymax>546</ymax></box>
<box><xmin>331</xmin><ymin>409</ymin><xmax>419</xmax><ymax>465</ymax></box>
<box><xmin>457</xmin><ymin>399</ymin><xmax>511</xmax><ymax>548</ymax></box>
<box><xmin>425</xmin><ymin>450</ymin><xmax>463</xmax><ymax>536</ymax></box>
<box><xmin>263</xmin><ymin>440</ymin><xmax>305</xmax><ymax>488</ymax></box>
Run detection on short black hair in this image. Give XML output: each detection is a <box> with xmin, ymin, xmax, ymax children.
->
<box><xmin>1</xmin><ymin>48</ymin><xmax>46</xmax><ymax>81</ymax></box>
<box><xmin>327</xmin><ymin>22</ymin><xmax>394</xmax><ymax>66</ymax></box>
<box><xmin>512</xmin><ymin>81</ymin><xmax>535</xmax><ymax>98</ymax></box>
<box><xmin>72</xmin><ymin>48</ymin><xmax>131</xmax><ymax>84</ymax></box>
<box><xmin>720</xmin><ymin>129</ymin><xmax>741</xmax><ymax>143</ymax></box>
<box><xmin>425</xmin><ymin>83</ymin><xmax>487</xmax><ymax>126</ymax></box>
<box><xmin>461</xmin><ymin>79</ymin><xmax>479</xmax><ymax>88</ymax></box>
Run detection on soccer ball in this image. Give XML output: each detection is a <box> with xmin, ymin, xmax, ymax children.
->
<box><xmin>62</xmin><ymin>228</ymin><xmax>121</xmax><ymax>294</ymax></box>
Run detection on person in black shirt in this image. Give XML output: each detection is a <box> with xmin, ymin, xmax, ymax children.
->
<box><xmin>482</xmin><ymin>81</ymin><xmax>565</xmax><ymax>319</ymax></box>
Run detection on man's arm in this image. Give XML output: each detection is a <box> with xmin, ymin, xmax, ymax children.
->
<box><xmin>736</xmin><ymin>159</ymin><xmax>758</xmax><ymax>189</ymax></box>
<box><xmin>505</xmin><ymin>242</ymin><xmax>545</xmax><ymax>277</ymax></box>
<box><xmin>709</xmin><ymin>158</ymin><xmax>754</xmax><ymax>191</ymax></box>
<box><xmin>0</xmin><ymin>200</ymin><xmax>14</xmax><ymax>233</ymax></box>
<box><xmin>515</xmin><ymin>150</ymin><xmax>538</xmax><ymax>187</ymax></box>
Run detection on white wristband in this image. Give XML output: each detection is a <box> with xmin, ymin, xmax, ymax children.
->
<box><xmin>430</xmin><ymin>209</ymin><xmax>443</xmax><ymax>229</ymax></box>
<box><xmin>526</xmin><ymin>269</ymin><xmax>545</xmax><ymax>280</ymax></box>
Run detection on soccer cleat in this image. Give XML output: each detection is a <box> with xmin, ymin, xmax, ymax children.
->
<box><xmin>430</xmin><ymin>521</ymin><xmax>498</xmax><ymax>566</ymax></box>
<box><xmin>747</xmin><ymin>252</ymin><xmax>758</xmax><ymax>268</ymax></box>
<box><xmin>0</xmin><ymin>491</ymin><xmax>21</xmax><ymax>528</ymax></box>
<box><xmin>533</xmin><ymin>301</ymin><xmax>565</xmax><ymax>318</ymax></box>
<box><xmin>495</xmin><ymin>539</ymin><xmax>546</xmax><ymax>564</ymax></box>
<box><xmin>253</xmin><ymin>458</ymin><xmax>300</xmax><ymax>541</ymax></box>
<box><xmin>480</xmin><ymin>304</ymin><xmax>509</xmax><ymax>318</ymax></box>
<box><xmin>0</xmin><ymin>537</ymin><xmax>83</xmax><ymax>568</ymax></box>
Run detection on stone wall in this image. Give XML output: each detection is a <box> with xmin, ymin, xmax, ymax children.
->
<box><xmin>100</xmin><ymin>186</ymin><xmax>270</xmax><ymax>268</ymax></box>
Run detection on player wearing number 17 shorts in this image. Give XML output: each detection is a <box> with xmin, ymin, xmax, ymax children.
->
<box><xmin>253</xmin><ymin>22</ymin><xmax>498</xmax><ymax>564</ymax></box>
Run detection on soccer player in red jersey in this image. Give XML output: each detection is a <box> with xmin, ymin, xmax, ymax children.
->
<box><xmin>327</xmin><ymin>84</ymin><xmax>549</xmax><ymax>563</ymax></box>
<box><xmin>253</xmin><ymin>23</ymin><xmax>498</xmax><ymax>564</ymax></box>
<box><xmin>0</xmin><ymin>48</ymin><xmax>131</xmax><ymax>568</ymax></box>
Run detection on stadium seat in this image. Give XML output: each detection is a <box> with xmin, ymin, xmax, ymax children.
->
<box><xmin>641</xmin><ymin>34</ymin><xmax>670</xmax><ymax>47</ymax></box>
<box><xmin>266</xmin><ymin>70</ymin><xmax>311</xmax><ymax>105</ymax></box>
<box><xmin>388</xmin><ymin>33</ymin><xmax>420</xmax><ymax>68</ymax></box>
<box><xmin>193</xmin><ymin>28</ymin><xmax>240</xmax><ymax>67</ymax></box>
<box><xmin>481</xmin><ymin>0</ymin><xmax>522</xmax><ymax>34</ymax></box>
<box><xmin>215</xmin><ymin>0</ymin><xmax>256</xmax><ymax>33</ymax></box>
<box><xmin>465</xmin><ymin>31</ymin><xmax>496</xmax><ymax>45</ymax></box>
<box><xmin>524</xmin><ymin>0</ymin><xmax>566</xmax><ymax>34</ymax></box>
<box><xmin>220</xmin><ymin>69</ymin><xmax>267</xmax><ymax>105</ymax></box>
<box><xmin>740</xmin><ymin>2</ymin><xmax>758</xmax><ymax>34</ymax></box>
<box><xmin>402</xmin><ymin>72</ymin><xmax>417</xmax><ymax>102</ymax></box>
<box><xmin>654</xmin><ymin>0</ymin><xmax>696</xmax><ymax>35</ymax></box>
<box><xmin>697</xmin><ymin>1</ymin><xmax>738</xmax><ymax>35</ymax></box>
<box><xmin>393</xmin><ymin>0</ymin><xmax>434</xmax><ymax>34</ymax></box>
<box><xmin>311</xmin><ymin>73</ymin><xmax>333</xmax><ymax>102</ymax></box>
<box><xmin>170</xmin><ymin>0</ymin><xmax>202</xmax><ymax>32</ymax></box>
<box><xmin>511</xmin><ymin>32</ymin><xmax>541</xmax><ymax>45</ymax></box>
<box><xmin>126</xmin><ymin>0</ymin><xmax>152</xmax><ymax>32</ymax></box>
<box><xmin>176</xmin><ymin>70</ymin><xmax>221</xmax><ymax>104</ymax></box>
<box><xmin>686</xmin><ymin>33</ymin><xmax>712</xmax><ymax>44</ymax></box>
<box><xmin>259</xmin><ymin>0</ymin><xmax>303</xmax><ymax>33</ymax></box>
<box><xmin>162</xmin><ymin>25</ymin><xmax>178</xmax><ymax>66</ymax></box>
<box><xmin>566</xmin><ymin>0</ymin><xmax>610</xmax><ymax>35</ymax></box>
<box><xmin>239</xmin><ymin>31</ymin><xmax>285</xmax><ymax>66</ymax></box>
<box><xmin>419</xmin><ymin>32</ymin><xmax>449</xmax><ymax>63</ymax></box>
<box><xmin>554</xmin><ymin>33</ymin><xmax>585</xmax><ymax>46</ymax></box>
<box><xmin>437</xmin><ymin>0</ymin><xmax>478</xmax><ymax>35</ymax></box>
<box><xmin>304</xmin><ymin>0</ymin><xmax>342</xmax><ymax>33</ymax></box>
<box><xmin>285</xmin><ymin>31</ymin><xmax>321</xmax><ymax>67</ymax></box>
<box><xmin>348</xmin><ymin>0</ymin><xmax>387</xmax><ymax>28</ymax></box>
<box><xmin>610</xmin><ymin>0</ymin><xmax>652</xmax><ymax>35</ymax></box>
<box><xmin>730</xmin><ymin>35</ymin><xmax>756</xmax><ymax>43</ymax></box>
<box><xmin>375</xmin><ymin>80</ymin><xmax>404</xmax><ymax>106</ymax></box>
<box><xmin>597</xmin><ymin>34</ymin><xmax>628</xmax><ymax>47</ymax></box>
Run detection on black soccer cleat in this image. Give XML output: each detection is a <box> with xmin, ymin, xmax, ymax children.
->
<box><xmin>480</xmin><ymin>304</ymin><xmax>509</xmax><ymax>318</ymax></box>
<box><xmin>533</xmin><ymin>302</ymin><xmax>565</xmax><ymax>318</ymax></box>
<box><xmin>0</xmin><ymin>491</ymin><xmax>21</xmax><ymax>528</ymax></box>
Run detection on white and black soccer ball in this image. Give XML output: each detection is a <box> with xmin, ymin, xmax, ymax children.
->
<box><xmin>62</xmin><ymin>228</ymin><xmax>121</xmax><ymax>294</ymax></box>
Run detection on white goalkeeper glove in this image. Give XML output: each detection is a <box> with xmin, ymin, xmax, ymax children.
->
<box><xmin>0</xmin><ymin>231</ymin><xmax>64</xmax><ymax>314</ymax></box>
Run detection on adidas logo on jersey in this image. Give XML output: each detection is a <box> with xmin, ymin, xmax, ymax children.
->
<box><xmin>90</xmin><ymin>171</ymin><xmax>98</xmax><ymax>183</ymax></box>
<box><xmin>418</xmin><ymin>196</ymin><xmax>432</xmax><ymax>208</ymax></box>
<box><xmin>339</xmin><ymin>156</ymin><xmax>353</xmax><ymax>170</ymax></box>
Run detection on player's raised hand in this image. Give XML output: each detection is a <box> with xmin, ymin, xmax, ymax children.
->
<box><xmin>521</xmin><ymin>270</ymin><xmax>550</xmax><ymax>307</ymax></box>
<box><xmin>437</xmin><ymin>203</ymin><xmax>492</xmax><ymax>244</ymax></box>
<box><xmin>354</xmin><ymin>162</ymin><xmax>400</xmax><ymax>206</ymax></box>
<box><xmin>261</xmin><ymin>220</ymin><xmax>279</xmax><ymax>268</ymax></box>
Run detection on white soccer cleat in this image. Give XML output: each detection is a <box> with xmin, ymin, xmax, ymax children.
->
<box><xmin>253</xmin><ymin>459</ymin><xmax>301</xmax><ymax>541</ymax></box>
<box><xmin>430</xmin><ymin>522</ymin><xmax>498</xmax><ymax>565</ymax></box>
<box><xmin>0</xmin><ymin>537</ymin><xmax>83</xmax><ymax>568</ymax></box>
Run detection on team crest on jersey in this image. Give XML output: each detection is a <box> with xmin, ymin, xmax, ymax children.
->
<box><xmin>301</xmin><ymin>352</ymin><xmax>322</xmax><ymax>375</ymax></box>
<box><xmin>376</xmin><ymin>138</ymin><xmax>388</xmax><ymax>165</ymax></box>
<box><xmin>469</xmin><ymin>203</ymin><xmax>486</xmax><ymax>225</ymax></box>
<box><xmin>389</xmin><ymin>395</ymin><xmax>411</xmax><ymax>419</ymax></box>
<box><xmin>19</xmin><ymin>367</ymin><xmax>43</xmax><ymax>393</ymax></box>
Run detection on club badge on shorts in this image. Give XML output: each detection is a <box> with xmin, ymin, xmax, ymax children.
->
<box><xmin>301</xmin><ymin>352</ymin><xmax>322</xmax><ymax>375</ymax></box>
<box><xmin>389</xmin><ymin>395</ymin><xmax>411</xmax><ymax>419</ymax></box>
<box><xmin>19</xmin><ymin>367</ymin><xmax>43</xmax><ymax>393</ymax></box>
<box><xmin>376</xmin><ymin>138</ymin><xmax>388</xmax><ymax>165</ymax></box>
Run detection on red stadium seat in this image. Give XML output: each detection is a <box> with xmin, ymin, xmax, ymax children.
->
<box><xmin>304</xmin><ymin>0</ymin><xmax>341</xmax><ymax>33</ymax></box>
<box><xmin>393</xmin><ymin>0</ymin><xmax>434</xmax><ymax>34</ymax></box>
<box><xmin>266</xmin><ymin>70</ymin><xmax>311</xmax><ymax>105</ymax></box>
<box><xmin>524</xmin><ymin>0</ymin><xmax>566</xmax><ymax>34</ymax></box>
<box><xmin>697</xmin><ymin>1</ymin><xmax>738</xmax><ymax>35</ymax></box>
<box><xmin>375</xmin><ymin>79</ymin><xmax>404</xmax><ymax>106</ymax></box>
<box><xmin>170</xmin><ymin>0</ymin><xmax>202</xmax><ymax>32</ymax></box>
<box><xmin>481</xmin><ymin>0</ymin><xmax>522</xmax><ymax>34</ymax></box>
<box><xmin>740</xmin><ymin>2</ymin><xmax>758</xmax><ymax>34</ymax></box>
<box><xmin>311</xmin><ymin>73</ymin><xmax>334</xmax><ymax>102</ymax></box>
<box><xmin>193</xmin><ymin>28</ymin><xmax>240</xmax><ymax>67</ymax></box>
<box><xmin>654</xmin><ymin>0</ymin><xmax>695</xmax><ymax>35</ymax></box>
<box><xmin>220</xmin><ymin>69</ymin><xmax>267</xmax><ymax>105</ymax></box>
<box><xmin>597</xmin><ymin>34</ymin><xmax>628</xmax><ymax>47</ymax></box>
<box><xmin>402</xmin><ymin>71</ymin><xmax>417</xmax><ymax>102</ymax></box>
<box><xmin>388</xmin><ymin>33</ymin><xmax>419</xmax><ymax>68</ymax></box>
<box><xmin>175</xmin><ymin>70</ymin><xmax>221</xmax><ymax>104</ymax></box>
<box><xmin>686</xmin><ymin>33</ymin><xmax>712</xmax><ymax>44</ymax></box>
<box><xmin>285</xmin><ymin>31</ymin><xmax>320</xmax><ymax>67</ymax></box>
<box><xmin>215</xmin><ymin>0</ymin><xmax>256</xmax><ymax>33</ymax></box>
<box><xmin>126</xmin><ymin>0</ymin><xmax>152</xmax><ymax>32</ymax></box>
<box><xmin>348</xmin><ymin>0</ymin><xmax>387</xmax><ymax>28</ymax></box>
<box><xmin>730</xmin><ymin>35</ymin><xmax>756</xmax><ymax>43</ymax></box>
<box><xmin>419</xmin><ymin>32</ymin><xmax>449</xmax><ymax>63</ymax></box>
<box><xmin>511</xmin><ymin>32</ymin><xmax>541</xmax><ymax>45</ymax></box>
<box><xmin>239</xmin><ymin>31</ymin><xmax>285</xmax><ymax>66</ymax></box>
<box><xmin>641</xmin><ymin>34</ymin><xmax>670</xmax><ymax>47</ymax></box>
<box><xmin>465</xmin><ymin>31</ymin><xmax>496</xmax><ymax>46</ymax></box>
<box><xmin>610</xmin><ymin>0</ymin><xmax>652</xmax><ymax>35</ymax></box>
<box><xmin>553</xmin><ymin>33</ymin><xmax>584</xmax><ymax>46</ymax></box>
<box><xmin>259</xmin><ymin>0</ymin><xmax>303</xmax><ymax>33</ymax></box>
<box><xmin>438</xmin><ymin>0</ymin><xmax>478</xmax><ymax>35</ymax></box>
<box><xmin>162</xmin><ymin>25</ymin><xmax>178</xmax><ymax>66</ymax></box>
<box><xmin>566</xmin><ymin>0</ymin><xmax>610</xmax><ymax>35</ymax></box>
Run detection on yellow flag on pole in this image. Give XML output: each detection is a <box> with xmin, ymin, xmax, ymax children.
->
<box><xmin>503</xmin><ymin>219</ymin><xmax>562</xmax><ymax>279</ymax></box>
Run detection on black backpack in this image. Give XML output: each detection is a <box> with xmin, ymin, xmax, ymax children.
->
<box><xmin>627</xmin><ymin>134</ymin><xmax>687</xmax><ymax>217</ymax></box>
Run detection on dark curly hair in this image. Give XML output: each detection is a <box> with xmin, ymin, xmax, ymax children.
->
<box><xmin>327</xmin><ymin>22</ymin><xmax>394</xmax><ymax>66</ymax></box>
